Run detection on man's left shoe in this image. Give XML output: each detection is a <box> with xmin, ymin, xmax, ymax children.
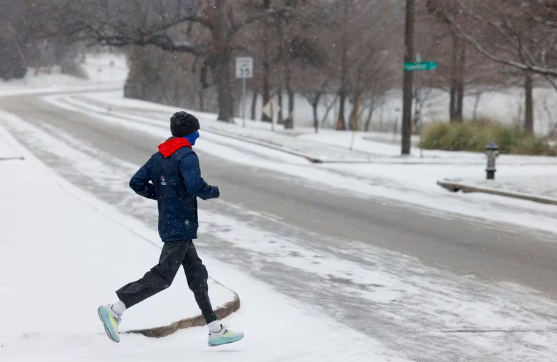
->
<box><xmin>208</xmin><ymin>324</ymin><xmax>244</xmax><ymax>347</ymax></box>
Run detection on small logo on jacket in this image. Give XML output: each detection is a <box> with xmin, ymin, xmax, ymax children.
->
<box><xmin>160</xmin><ymin>176</ymin><xmax>167</xmax><ymax>186</ymax></box>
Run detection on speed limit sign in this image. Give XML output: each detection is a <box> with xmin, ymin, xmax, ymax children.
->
<box><xmin>236</xmin><ymin>57</ymin><xmax>253</xmax><ymax>79</ymax></box>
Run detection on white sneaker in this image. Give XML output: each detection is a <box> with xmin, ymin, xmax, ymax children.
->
<box><xmin>208</xmin><ymin>324</ymin><xmax>244</xmax><ymax>347</ymax></box>
<box><xmin>98</xmin><ymin>304</ymin><xmax>122</xmax><ymax>343</ymax></box>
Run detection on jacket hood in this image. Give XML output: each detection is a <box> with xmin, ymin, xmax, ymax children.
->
<box><xmin>158</xmin><ymin>137</ymin><xmax>191</xmax><ymax>158</ymax></box>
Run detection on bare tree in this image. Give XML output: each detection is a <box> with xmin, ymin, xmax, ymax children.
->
<box><xmin>28</xmin><ymin>0</ymin><xmax>292</xmax><ymax>122</ymax></box>
<box><xmin>427</xmin><ymin>0</ymin><xmax>557</xmax><ymax>78</ymax></box>
<box><xmin>323</xmin><ymin>0</ymin><xmax>402</xmax><ymax>132</ymax></box>
<box><xmin>427</xmin><ymin>0</ymin><xmax>554</xmax><ymax>132</ymax></box>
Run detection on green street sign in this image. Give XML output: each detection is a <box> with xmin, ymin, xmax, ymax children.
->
<box><xmin>404</xmin><ymin>61</ymin><xmax>438</xmax><ymax>71</ymax></box>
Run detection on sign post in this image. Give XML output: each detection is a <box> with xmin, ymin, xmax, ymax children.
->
<box><xmin>236</xmin><ymin>57</ymin><xmax>253</xmax><ymax>127</ymax></box>
<box><xmin>404</xmin><ymin>56</ymin><xmax>437</xmax><ymax>158</ymax></box>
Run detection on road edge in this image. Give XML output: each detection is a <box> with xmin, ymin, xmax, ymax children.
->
<box><xmin>437</xmin><ymin>180</ymin><xmax>557</xmax><ymax>206</ymax></box>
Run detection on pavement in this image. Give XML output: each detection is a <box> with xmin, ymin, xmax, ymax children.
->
<box><xmin>3</xmin><ymin>92</ymin><xmax>557</xmax><ymax>361</ymax></box>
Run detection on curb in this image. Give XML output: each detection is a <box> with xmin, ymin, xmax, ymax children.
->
<box><xmin>125</xmin><ymin>290</ymin><xmax>241</xmax><ymax>338</ymax></box>
<box><xmin>204</xmin><ymin>126</ymin><xmax>325</xmax><ymax>163</ymax></box>
<box><xmin>437</xmin><ymin>180</ymin><xmax>557</xmax><ymax>206</ymax></box>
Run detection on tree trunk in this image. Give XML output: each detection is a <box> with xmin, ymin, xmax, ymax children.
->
<box><xmin>312</xmin><ymin>94</ymin><xmax>321</xmax><ymax>134</ymax></box>
<box><xmin>337</xmin><ymin>0</ymin><xmax>349</xmax><ymax>131</ymax></box>
<box><xmin>261</xmin><ymin>0</ymin><xmax>272</xmax><ymax>123</ymax></box>
<box><xmin>449</xmin><ymin>86</ymin><xmax>456</xmax><ymax>121</ymax></box>
<box><xmin>337</xmin><ymin>90</ymin><xmax>347</xmax><ymax>130</ymax></box>
<box><xmin>348</xmin><ymin>98</ymin><xmax>355</xmax><ymax>130</ymax></box>
<box><xmin>364</xmin><ymin>102</ymin><xmax>374</xmax><ymax>132</ymax></box>
<box><xmin>215</xmin><ymin>55</ymin><xmax>234</xmax><ymax>122</ymax></box>
<box><xmin>450</xmin><ymin>32</ymin><xmax>465</xmax><ymax>123</ymax></box>
<box><xmin>352</xmin><ymin>97</ymin><xmax>361</xmax><ymax>131</ymax></box>
<box><xmin>472</xmin><ymin>92</ymin><xmax>482</xmax><ymax>122</ymax></box>
<box><xmin>213</xmin><ymin>0</ymin><xmax>234</xmax><ymax>122</ymax></box>
<box><xmin>284</xmin><ymin>38</ymin><xmax>294</xmax><ymax>129</ymax></box>
<box><xmin>456</xmin><ymin>39</ymin><xmax>465</xmax><ymax>120</ymax></box>
<box><xmin>285</xmin><ymin>85</ymin><xmax>294</xmax><ymax>129</ymax></box>
<box><xmin>321</xmin><ymin>96</ymin><xmax>337</xmax><ymax>125</ymax></box>
<box><xmin>277</xmin><ymin>87</ymin><xmax>284</xmax><ymax>124</ymax></box>
<box><xmin>251</xmin><ymin>89</ymin><xmax>258</xmax><ymax>121</ymax></box>
<box><xmin>525</xmin><ymin>72</ymin><xmax>534</xmax><ymax>135</ymax></box>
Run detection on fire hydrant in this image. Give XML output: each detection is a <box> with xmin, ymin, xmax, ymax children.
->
<box><xmin>485</xmin><ymin>141</ymin><xmax>499</xmax><ymax>180</ymax></box>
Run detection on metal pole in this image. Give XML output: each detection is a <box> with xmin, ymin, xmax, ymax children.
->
<box><xmin>242</xmin><ymin>78</ymin><xmax>247</xmax><ymax>128</ymax></box>
<box><xmin>416</xmin><ymin>67</ymin><xmax>423</xmax><ymax>159</ymax></box>
<box><xmin>401</xmin><ymin>0</ymin><xmax>416</xmax><ymax>155</ymax></box>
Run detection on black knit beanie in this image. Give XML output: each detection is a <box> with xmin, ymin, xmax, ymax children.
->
<box><xmin>170</xmin><ymin>111</ymin><xmax>200</xmax><ymax>137</ymax></box>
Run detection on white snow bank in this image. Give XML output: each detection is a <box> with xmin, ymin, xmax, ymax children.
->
<box><xmin>0</xmin><ymin>128</ymin><xmax>234</xmax><ymax>336</ymax></box>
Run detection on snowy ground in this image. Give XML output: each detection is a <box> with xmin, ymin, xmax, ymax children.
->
<box><xmin>4</xmin><ymin>54</ymin><xmax>557</xmax><ymax>361</ymax></box>
<box><xmin>0</xmin><ymin>127</ymin><xmax>237</xmax><ymax>333</ymax></box>
<box><xmin>0</xmin><ymin>125</ymin><xmax>410</xmax><ymax>362</ymax></box>
<box><xmin>5</xmin><ymin>108</ymin><xmax>557</xmax><ymax>362</ymax></box>
<box><xmin>0</xmin><ymin>127</ymin><xmax>23</xmax><ymax>160</ymax></box>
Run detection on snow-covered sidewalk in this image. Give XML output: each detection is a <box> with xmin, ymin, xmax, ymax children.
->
<box><xmin>0</xmin><ymin>127</ymin><xmax>236</xmax><ymax>337</ymax></box>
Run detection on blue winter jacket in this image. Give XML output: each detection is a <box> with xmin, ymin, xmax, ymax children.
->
<box><xmin>129</xmin><ymin>137</ymin><xmax>220</xmax><ymax>242</ymax></box>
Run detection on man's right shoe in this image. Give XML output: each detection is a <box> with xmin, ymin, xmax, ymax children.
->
<box><xmin>208</xmin><ymin>324</ymin><xmax>244</xmax><ymax>347</ymax></box>
<box><xmin>98</xmin><ymin>304</ymin><xmax>122</xmax><ymax>343</ymax></box>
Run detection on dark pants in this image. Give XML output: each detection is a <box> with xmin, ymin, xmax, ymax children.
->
<box><xmin>116</xmin><ymin>240</ymin><xmax>217</xmax><ymax>324</ymax></box>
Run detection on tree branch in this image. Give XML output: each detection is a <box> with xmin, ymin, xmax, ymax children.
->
<box><xmin>228</xmin><ymin>7</ymin><xmax>291</xmax><ymax>39</ymax></box>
